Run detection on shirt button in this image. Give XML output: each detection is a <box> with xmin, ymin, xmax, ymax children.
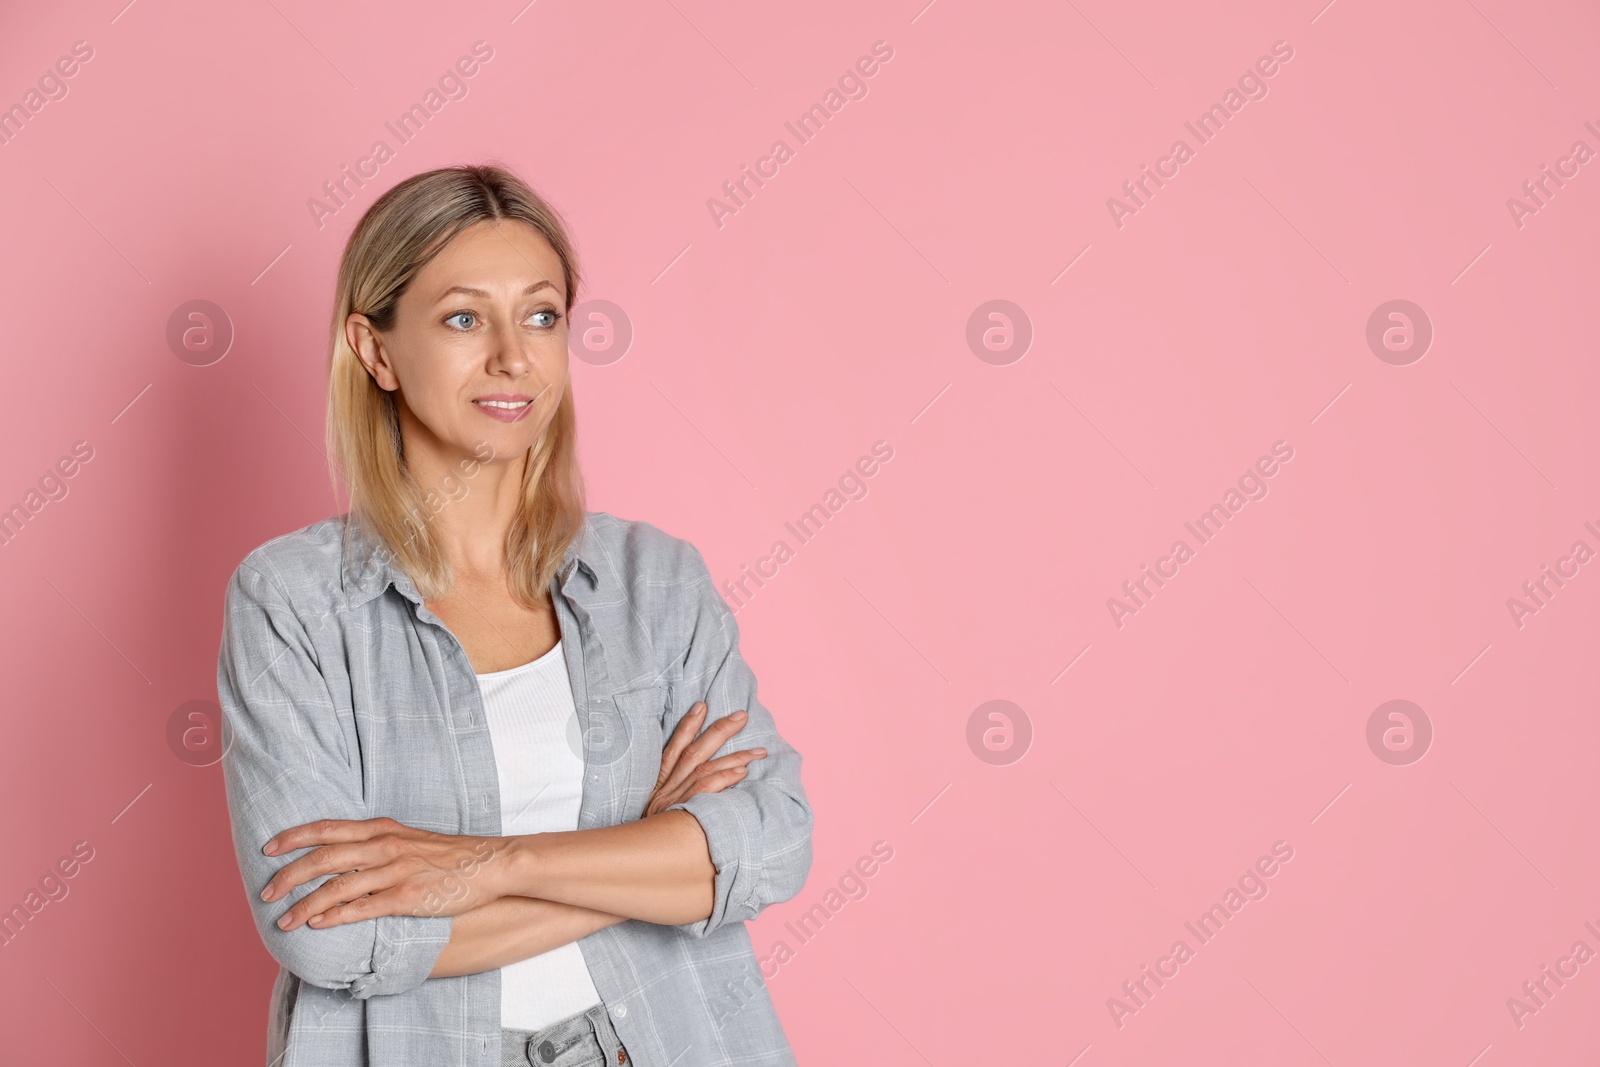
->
<box><xmin>612</xmin><ymin>1003</ymin><xmax>627</xmax><ymax>1018</ymax></box>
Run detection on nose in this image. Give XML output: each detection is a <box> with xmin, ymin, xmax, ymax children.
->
<box><xmin>485</xmin><ymin>315</ymin><xmax>535</xmax><ymax>377</ymax></box>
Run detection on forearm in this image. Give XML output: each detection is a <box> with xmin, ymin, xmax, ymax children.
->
<box><xmin>430</xmin><ymin>896</ymin><xmax>629</xmax><ymax>978</ymax></box>
<box><xmin>503</xmin><ymin>809</ymin><xmax>714</xmax><ymax>926</ymax></box>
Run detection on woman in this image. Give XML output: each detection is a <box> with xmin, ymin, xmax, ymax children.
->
<box><xmin>216</xmin><ymin>163</ymin><xmax>814</xmax><ymax>1067</ymax></box>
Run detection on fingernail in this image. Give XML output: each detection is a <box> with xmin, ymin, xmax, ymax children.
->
<box><xmin>263</xmin><ymin>842</ymin><xmax>277</xmax><ymax>856</ymax></box>
<box><xmin>277</xmin><ymin>914</ymin><xmax>292</xmax><ymax>929</ymax></box>
<box><xmin>754</xmin><ymin>748</ymin><xmax>767</xmax><ymax>756</ymax></box>
<box><xmin>261</xmin><ymin>886</ymin><xmax>273</xmax><ymax>901</ymax></box>
<box><xmin>734</xmin><ymin>710</ymin><xmax>747</xmax><ymax>719</ymax></box>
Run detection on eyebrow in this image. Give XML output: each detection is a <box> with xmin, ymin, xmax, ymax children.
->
<box><xmin>434</xmin><ymin>281</ymin><xmax>560</xmax><ymax>302</ymax></box>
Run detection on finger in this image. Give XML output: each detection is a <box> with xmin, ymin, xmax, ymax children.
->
<box><xmin>261</xmin><ymin>840</ymin><xmax>389</xmax><ymax>903</ymax></box>
<box><xmin>656</xmin><ymin>702</ymin><xmax>706</xmax><ymax>783</ymax></box>
<box><xmin>302</xmin><ymin>889</ymin><xmax>412</xmax><ymax>929</ymax></box>
<box><xmin>656</xmin><ymin>705</ymin><xmax>737</xmax><ymax>797</ymax></box>
<box><xmin>655</xmin><ymin>706</ymin><xmax>753</xmax><ymax>801</ymax></box>
<box><xmin>264</xmin><ymin>816</ymin><xmax>397</xmax><ymax>857</ymax></box>
<box><xmin>696</xmin><ymin>748</ymin><xmax>767</xmax><ymax>777</ymax></box>
<box><xmin>276</xmin><ymin>867</ymin><xmax>393</xmax><ymax>930</ymax></box>
<box><xmin>681</xmin><ymin>766</ymin><xmax>750</xmax><ymax>802</ymax></box>
<box><xmin>657</xmin><ymin>763</ymin><xmax>751</xmax><ymax>811</ymax></box>
<box><xmin>303</xmin><ymin>893</ymin><xmax>385</xmax><ymax>929</ymax></box>
<box><xmin>676</xmin><ymin>709</ymin><xmax>752</xmax><ymax>771</ymax></box>
<box><xmin>651</xmin><ymin>751</ymin><xmax>760</xmax><ymax>814</ymax></box>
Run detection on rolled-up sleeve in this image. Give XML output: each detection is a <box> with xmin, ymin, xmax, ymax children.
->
<box><xmin>661</xmin><ymin>542</ymin><xmax>814</xmax><ymax>938</ymax></box>
<box><xmin>216</xmin><ymin>561</ymin><xmax>452</xmax><ymax>998</ymax></box>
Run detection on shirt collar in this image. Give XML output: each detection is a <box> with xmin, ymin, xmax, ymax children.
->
<box><xmin>339</xmin><ymin>512</ymin><xmax>598</xmax><ymax>608</ymax></box>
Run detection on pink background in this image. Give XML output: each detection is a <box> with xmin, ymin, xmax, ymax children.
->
<box><xmin>1</xmin><ymin>0</ymin><xmax>1597</xmax><ymax>1063</ymax></box>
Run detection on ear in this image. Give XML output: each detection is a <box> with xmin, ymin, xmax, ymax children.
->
<box><xmin>346</xmin><ymin>312</ymin><xmax>399</xmax><ymax>392</ymax></box>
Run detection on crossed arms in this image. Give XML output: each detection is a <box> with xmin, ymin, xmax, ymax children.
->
<box><xmin>252</xmin><ymin>710</ymin><xmax>757</xmax><ymax>980</ymax></box>
<box><xmin>215</xmin><ymin>546</ymin><xmax>812</xmax><ymax>998</ymax></box>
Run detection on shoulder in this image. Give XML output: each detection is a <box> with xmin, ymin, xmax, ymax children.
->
<box><xmin>581</xmin><ymin>512</ymin><xmax>734</xmax><ymax>672</ymax></box>
<box><xmin>582</xmin><ymin>510</ymin><xmax>709</xmax><ymax>586</ymax></box>
<box><xmin>581</xmin><ymin>511</ymin><xmax>725</xmax><ymax>630</ymax></box>
<box><xmin>224</xmin><ymin>516</ymin><xmax>349</xmax><ymax>613</ymax></box>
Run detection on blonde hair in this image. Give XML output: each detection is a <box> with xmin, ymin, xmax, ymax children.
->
<box><xmin>325</xmin><ymin>162</ymin><xmax>586</xmax><ymax>607</ymax></box>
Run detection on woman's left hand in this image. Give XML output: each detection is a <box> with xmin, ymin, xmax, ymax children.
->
<box><xmin>259</xmin><ymin>817</ymin><xmax>513</xmax><ymax>930</ymax></box>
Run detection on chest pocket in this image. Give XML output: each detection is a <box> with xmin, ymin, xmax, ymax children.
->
<box><xmin>594</xmin><ymin>684</ymin><xmax>668</xmax><ymax>819</ymax></box>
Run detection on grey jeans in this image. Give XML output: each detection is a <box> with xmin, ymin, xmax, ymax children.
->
<box><xmin>501</xmin><ymin>1002</ymin><xmax>631</xmax><ymax>1067</ymax></box>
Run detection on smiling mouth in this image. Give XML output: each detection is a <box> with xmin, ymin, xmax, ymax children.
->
<box><xmin>471</xmin><ymin>388</ymin><xmax>548</xmax><ymax>423</ymax></box>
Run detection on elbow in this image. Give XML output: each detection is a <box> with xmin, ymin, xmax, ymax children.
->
<box><xmin>666</xmin><ymin>785</ymin><xmax>815</xmax><ymax>937</ymax></box>
<box><xmin>761</xmin><ymin>796</ymin><xmax>815</xmax><ymax>906</ymax></box>
<box><xmin>257</xmin><ymin>923</ymin><xmax>381</xmax><ymax>998</ymax></box>
<box><xmin>255</xmin><ymin>913</ymin><xmax>452</xmax><ymax>1000</ymax></box>
<box><xmin>227</xmin><ymin>824</ymin><xmax>453</xmax><ymax>997</ymax></box>
<box><xmin>735</xmin><ymin>789</ymin><xmax>815</xmax><ymax>919</ymax></box>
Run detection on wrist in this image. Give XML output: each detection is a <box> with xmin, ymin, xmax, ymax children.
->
<box><xmin>495</xmin><ymin>833</ymin><xmax>544</xmax><ymax>898</ymax></box>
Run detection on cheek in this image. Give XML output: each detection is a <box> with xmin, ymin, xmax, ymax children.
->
<box><xmin>396</xmin><ymin>342</ymin><xmax>477</xmax><ymax>416</ymax></box>
<box><xmin>545</xmin><ymin>326</ymin><xmax>570</xmax><ymax>364</ymax></box>
<box><xmin>537</xmin><ymin>339</ymin><xmax>571</xmax><ymax>394</ymax></box>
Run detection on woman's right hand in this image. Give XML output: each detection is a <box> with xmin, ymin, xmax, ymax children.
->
<box><xmin>643</xmin><ymin>701</ymin><xmax>767</xmax><ymax>818</ymax></box>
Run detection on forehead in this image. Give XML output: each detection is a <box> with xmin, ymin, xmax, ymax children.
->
<box><xmin>416</xmin><ymin>219</ymin><xmax>564</xmax><ymax>291</ymax></box>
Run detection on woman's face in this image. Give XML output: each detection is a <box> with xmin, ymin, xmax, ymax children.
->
<box><xmin>348</xmin><ymin>218</ymin><xmax>570</xmax><ymax>470</ymax></box>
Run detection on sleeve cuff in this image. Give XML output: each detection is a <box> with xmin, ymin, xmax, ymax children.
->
<box><xmin>348</xmin><ymin>913</ymin><xmax>455</xmax><ymax>999</ymax></box>
<box><xmin>665</xmin><ymin>789</ymin><xmax>761</xmax><ymax>938</ymax></box>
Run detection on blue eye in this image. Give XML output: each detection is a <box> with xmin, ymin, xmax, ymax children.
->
<box><xmin>445</xmin><ymin>311</ymin><xmax>476</xmax><ymax>330</ymax></box>
<box><xmin>530</xmin><ymin>310</ymin><xmax>558</xmax><ymax>328</ymax></box>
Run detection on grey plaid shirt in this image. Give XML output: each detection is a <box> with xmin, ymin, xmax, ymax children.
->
<box><xmin>215</xmin><ymin>510</ymin><xmax>814</xmax><ymax>1066</ymax></box>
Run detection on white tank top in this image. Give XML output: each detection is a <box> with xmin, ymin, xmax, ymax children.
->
<box><xmin>474</xmin><ymin>639</ymin><xmax>604</xmax><ymax>1030</ymax></box>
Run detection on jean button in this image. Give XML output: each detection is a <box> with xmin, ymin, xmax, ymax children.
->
<box><xmin>612</xmin><ymin>1002</ymin><xmax>627</xmax><ymax>1018</ymax></box>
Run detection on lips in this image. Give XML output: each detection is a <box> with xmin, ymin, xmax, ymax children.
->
<box><xmin>472</xmin><ymin>395</ymin><xmax>535</xmax><ymax>422</ymax></box>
